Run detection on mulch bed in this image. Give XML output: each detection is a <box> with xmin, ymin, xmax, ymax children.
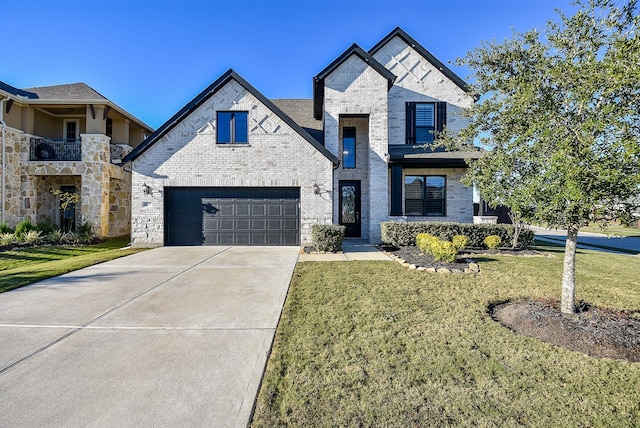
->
<box><xmin>491</xmin><ymin>299</ymin><xmax>640</xmax><ymax>362</ymax></box>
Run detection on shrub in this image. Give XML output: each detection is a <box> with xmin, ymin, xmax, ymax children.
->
<box><xmin>0</xmin><ymin>221</ymin><xmax>13</xmax><ymax>234</ymax></box>
<box><xmin>381</xmin><ymin>221</ymin><xmax>534</xmax><ymax>248</ymax></box>
<box><xmin>36</xmin><ymin>219</ymin><xmax>58</xmax><ymax>235</ymax></box>
<box><xmin>23</xmin><ymin>230</ymin><xmax>43</xmax><ymax>245</ymax></box>
<box><xmin>311</xmin><ymin>224</ymin><xmax>346</xmax><ymax>253</ymax></box>
<box><xmin>77</xmin><ymin>222</ymin><xmax>95</xmax><ymax>243</ymax></box>
<box><xmin>61</xmin><ymin>232</ymin><xmax>79</xmax><ymax>245</ymax></box>
<box><xmin>0</xmin><ymin>233</ymin><xmax>15</xmax><ymax>246</ymax></box>
<box><xmin>484</xmin><ymin>235</ymin><xmax>502</xmax><ymax>249</ymax></box>
<box><xmin>47</xmin><ymin>229</ymin><xmax>64</xmax><ymax>244</ymax></box>
<box><xmin>14</xmin><ymin>218</ymin><xmax>36</xmax><ymax>239</ymax></box>
<box><xmin>452</xmin><ymin>235</ymin><xmax>470</xmax><ymax>250</ymax></box>
<box><xmin>416</xmin><ymin>233</ymin><xmax>439</xmax><ymax>255</ymax></box>
<box><xmin>430</xmin><ymin>240</ymin><xmax>458</xmax><ymax>263</ymax></box>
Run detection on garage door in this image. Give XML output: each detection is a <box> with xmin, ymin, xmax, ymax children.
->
<box><xmin>164</xmin><ymin>187</ymin><xmax>300</xmax><ymax>246</ymax></box>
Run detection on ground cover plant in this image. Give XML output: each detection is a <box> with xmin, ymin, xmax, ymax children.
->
<box><xmin>0</xmin><ymin>237</ymin><xmax>146</xmax><ymax>293</ymax></box>
<box><xmin>252</xmin><ymin>247</ymin><xmax>640</xmax><ymax>426</ymax></box>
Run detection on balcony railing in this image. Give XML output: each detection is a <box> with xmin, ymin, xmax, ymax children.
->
<box><xmin>30</xmin><ymin>138</ymin><xmax>81</xmax><ymax>161</ymax></box>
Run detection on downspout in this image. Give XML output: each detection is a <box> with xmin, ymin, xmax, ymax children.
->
<box><xmin>0</xmin><ymin>95</ymin><xmax>7</xmax><ymax>225</ymax></box>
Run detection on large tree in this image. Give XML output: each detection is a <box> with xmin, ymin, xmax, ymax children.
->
<box><xmin>454</xmin><ymin>0</ymin><xmax>640</xmax><ymax>313</ymax></box>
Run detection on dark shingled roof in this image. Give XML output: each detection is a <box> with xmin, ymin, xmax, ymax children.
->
<box><xmin>271</xmin><ymin>99</ymin><xmax>323</xmax><ymax>144</ymax></box>
<box><xmin>22</xmin><ymin>82</ymin><xmax>108</xmax><ymax>101</ymax></box>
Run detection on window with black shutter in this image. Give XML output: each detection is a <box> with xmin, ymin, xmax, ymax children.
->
<box><xmin>406</xmin><ymin>102</ymin><xmax>447</xmax><ymax>144</ymax></box>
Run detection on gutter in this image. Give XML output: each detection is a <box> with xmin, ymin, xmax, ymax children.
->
<box><xmin>0</xmin><ymin>95</ymin><xmax>6</xmax><ymax>224</ymax></box>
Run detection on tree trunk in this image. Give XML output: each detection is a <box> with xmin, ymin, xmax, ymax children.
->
<box><xmin>561</xmin><ymin>225</ymin><xmax>579</xmax><ymax>314</ymax></box>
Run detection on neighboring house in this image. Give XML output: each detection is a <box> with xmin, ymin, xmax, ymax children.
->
<box><xmin>124</xmin><ymin>27</ymin><xmax>479</xmax><ymax>246</ymax></box>
<box><xmin>0</xmin><ymin>81</ymin><xmax>153</xmax><ymax>237</ymax></box>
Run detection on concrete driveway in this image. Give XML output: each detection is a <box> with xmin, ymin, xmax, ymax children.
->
<box><xmin>0</xmin><ymin>246</ymin><xmax>299</xmax><ymax>428</ymax></box>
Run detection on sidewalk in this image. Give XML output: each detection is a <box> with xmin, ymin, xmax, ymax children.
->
<box><xmin>530</xmin><ymin>226</ymin><xmax>640</xmax><ymax>255</ymax></box>
<box><xmin>298</xmin><ymin>239</ymin><xmax>391</xmax><ymax>262</ymax></box>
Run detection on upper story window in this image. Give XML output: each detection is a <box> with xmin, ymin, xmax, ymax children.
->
<box><xmin>342</xmin><ymin>127</ymin><xmax>356</xmax><ymax>169</ymax></box>
<box><xmin>405</xmin><ymin>175</ymin><xmax>446</xmax><ymax>216</ymax></box>
<box><xmin>217</xmin><ymin>111</ymin><xmax>248</xmax><ymax>144</ymax></box>
<box><xmin>406</xmin><ymin>102</ymin><xmax>446</xmax><ymax>145</ymax></box>
<box><xmin>64</xmin><ymin>120</ymin><xmax>79</xmax><ymax>142</ymax></box>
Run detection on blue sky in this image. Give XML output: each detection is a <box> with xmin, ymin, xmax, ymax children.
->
<box><xmin>2</xmin><ymin>0</ymin><xmax>578</xmax><ymax>129</ymax></box>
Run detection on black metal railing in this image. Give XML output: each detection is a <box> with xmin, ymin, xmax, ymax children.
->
<box><xmin>30</xmin><ymin>138</ymin><xmax>81</xmax><ymax>161</ymax></box>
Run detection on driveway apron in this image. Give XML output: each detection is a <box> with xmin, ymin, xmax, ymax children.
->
<box><xmin>0</xmin><ymin>246</ymin><xmax>299</xmax><ymax>428</ymax></box>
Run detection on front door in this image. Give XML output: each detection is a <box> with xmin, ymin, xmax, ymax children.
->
<box><xmin>59</xmin><ymin>185</ymin><xmax>76</xmax><ymax>232</ymax></box>
<box><xmin>339</xmin><ymin>181</ymin><xmax>361</xmax><ymax>238</ymax></box>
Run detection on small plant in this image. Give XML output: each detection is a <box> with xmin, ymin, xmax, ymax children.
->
<box><xmin>311</xmin><ymin>224</ymin><xmax>346</xmax><ymax>253</ymax></box>
<box><xmin>36</xmin><ymin>219</ymin><xmax>58</xmax><ymax>235</ymax></box>
<box><xmin>452</xmin><ymin>235</ymin><xmax>470</xmax><ymax>250</ymax></box>
<box><xmin>431</xmin><ymin>240</ymin><xmax>458</xmax><ymax>263</ymax></box>
<box><xmin>47</xmin><ymin>229</ymin><xmax>64</xmax><ymax>244</ymax></box>
<box><xmin>14</xmin><ymin>218</ymin><xmax>36</xmax><ymax>239</ymax></box>
<box><xmin>61</xmin><ymin>232</ymin><xmax>79</xmax><ymax>244</ymax></box>
<box><xmin>0</xmin><ymin>221</ymin><xmax>13</xmax><ymax>234</ymax></box>
<box><xmin>77</xmin><ymin>222</ymin><xmax>95</xmax><ymax>243</ymax></box>
<box><xmin>0</xmin><ymin>233</ymin><xmax>15</xmax><ymax>246</ymax></box>
<box><xmin>484</xmin><ymin>235</ymin><xmax>502</xmax><ymax>249</ymax></box>
<box><xmin>416</xmin><ymin>233</ymin><xmax>439</xmax><ymax>255</ymax></box>
<box><xmin>23</xmin><ymin>230</ymin><xmax>43</xmax><ymax>245</ymax></box>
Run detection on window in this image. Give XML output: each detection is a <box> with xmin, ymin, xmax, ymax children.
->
<box><xmin>64</xmin><ymin>120</ymin><xmax>79</xmax><ymax>142</ymax></box>
<box><xmin>404</xmin><ymin>175</ymin><xmax>446</xmax><ymax>216</ymax></box>
<box><xmin>342</xmin><ymin>127</ymin><xmax>356</xmax><ymax>168</ymax></box>
<box><xmin>217</xmin><ymin>111</ymin><xmax>248</xmax><ymax>144</ymax></box>
<box><xmin>406</xmin><ymin>102</ymin><xmax>446</xmax><ymax>145</ymax></box>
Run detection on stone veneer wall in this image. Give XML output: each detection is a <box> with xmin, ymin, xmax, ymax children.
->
<box><xmin>2</xmin><ymin>127</ymin><xmax>130</xmax><ymax>237</ymax></box>
<box><xmin>130</xmin><ymin>79</ymin><xmax>334</xmax><ymax>246</ymax></box>
<box><xmin>324</xmin><ymin>55</ymin><xmax>389</xmax><ymax>242</ymax></box>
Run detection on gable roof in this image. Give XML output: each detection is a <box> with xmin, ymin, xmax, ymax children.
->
<box><xmin>313</xmin><ymin>43</ymin><xmax>396</xmax><ymax>119</ymax></box>
<box><xmin>124</xmin><ymin>69</ymin><xmax>338</xmax><ymax>164</ymax></box>
<box><xmin>369</xmin><ymin>27</ymin><xmax>472</xmax><ymax>96</ymax></box>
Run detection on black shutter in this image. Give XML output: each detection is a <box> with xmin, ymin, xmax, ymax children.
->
<box><xmin>436</xmin><ymin>102</ymin><xmax>447</xmax><ymax>137</ymax></box>
<box><xmin>390</xmin><ymin>165</ymin><xmax>403</xmax><ymax>215</ymax></box>
<box><xmin>406</xmin><ymin>102</ymin><xmax>416</xmax><ymax>145</ymax></box>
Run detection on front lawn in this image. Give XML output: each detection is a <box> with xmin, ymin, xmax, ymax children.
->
<box><xmin>0</xmin><ymin>237</ymin><xmax>147</xmax><ymax>293</ymax></box>
<box><xmin>252</xmin><ymin>246</ymin><xmax>640</xmax><ymax>426</ymax></box>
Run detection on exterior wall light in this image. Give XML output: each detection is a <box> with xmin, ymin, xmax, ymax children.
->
<box><xmin>313</xmin><ymin>184</ymin><xmax>320</xmax><ymax>195</ymax></box>
<box><xmin>143</xmin><ymin>183</ymin><xmax>152</xmax><ymax>195</ymax></box>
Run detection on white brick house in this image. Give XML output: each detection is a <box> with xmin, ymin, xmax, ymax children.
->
<box><xmin>125</xmin><ymin>27</ymin><xmax>478</xmax><ymax>246</ymax></box>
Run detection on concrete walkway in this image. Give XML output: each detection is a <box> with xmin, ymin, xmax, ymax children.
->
<box><xmin>298</xmin><ymin>238</ymin><xmax>392</xmax><ymax>262</ymax></box>
<box><xmin>530</xmin><ymin>225</ymin><xmax>640</xmax><ymax>255</ymax></box>
<box><xmin>0</xmin><ymin>246</ymin><xmax>299</xmax><ymax>428</ymax></box>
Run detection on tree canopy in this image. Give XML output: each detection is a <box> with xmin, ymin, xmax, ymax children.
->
<box><xmin>452</xmin><ymin>0</ymin><xmax>640</xmax><ymax>313</ymax></box>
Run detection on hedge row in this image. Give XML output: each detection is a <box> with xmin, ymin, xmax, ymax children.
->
<box><xmin>381</xmin><ymin>221</ymin><xmax>534</xmax><ymax>248</ymax></box>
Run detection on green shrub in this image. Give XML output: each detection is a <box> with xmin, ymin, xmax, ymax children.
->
<box><xmin>36</xmin><ymin>219</ymin><xmax>58</xmax><ymax>235</ymax></box>
<box><xmin>430</xmin><ymin>240</ymin><xmax>458</xmax><ymax>263</ymax></box>
<box><xmin>0</xmin><ymin>221</ymin><xmax>13</xmax><ymax>234</ymax></box>
<box><xmin>0</xmin><ymin>233</ymin><xmax>15</xmax><ymax>246</ymax></box>
<box><xmin>484</xmin><ymin>235</ymin><xmax>502</xmax><ymax>249</ymax></box>
<box><xmin>77</xmin><ymin>222</ymin><xmax>95</xmax><ymax>242</ymax></box>
<box><xmin>47</xmin><ymin>229</ymin><xmax>64</xmax><ymax>244</ymax></box>
<box><xmin>23</xmin><ymin>230</ymin><xmax>43</xmax><ymax>245</ymax></box>
<box><xmin>61</xmin><ymin>232</ymin><xmax>79</xmax><ymax>245</ymax></box>
<box><xmin>416</xmin><ymin>233</ymin><xmax>439</xmax><ymax>255</ymax></box>
<box><xmin>14</xmin><ymin>218</ymin><xmax>36</xmax><ymax>239</ymax></box>
<box><xmin>381</xmin><ymin>221</ymin><xmax>534</xmax><ymax>248</ymax></box>
<box><xmin>452</xmin><ymin>235</ymin><xmax>470</xmax><ymax>250</ymax></box>
<box><xmin>311</xmin><ymin>224</ymin><xmax>346</xmax><ymax>253</ymax></box>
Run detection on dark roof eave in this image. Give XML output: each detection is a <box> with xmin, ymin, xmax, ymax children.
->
<box><xmin>124</xmin><ymin>70</ymin><xmax>338</xmax><ymax>165</ymax></box>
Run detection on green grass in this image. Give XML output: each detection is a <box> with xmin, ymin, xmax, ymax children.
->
<box><xmin>0</xmin><ymin>237</ymin><xmax>147</xmax><ymax>293</ymax></box>
<box><xmin>582</xmin><ymin>222</ymin><xmax>640</xmax><ymax>237</ymax></box>
<box><xmin>252</xmin><ymin>246</ymin><xmax>640</xmax><ymax>427</ymax></box>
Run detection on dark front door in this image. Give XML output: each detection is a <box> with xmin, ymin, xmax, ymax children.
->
<box><xmin>339</xmin><ymin>181</ymin><xmax>361</xmax><ymax>238</ymax></box>
<box><xmin>59</xmin><ymin>185</ymin><xmax>76</xmax><ymax>232</ymax></box>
